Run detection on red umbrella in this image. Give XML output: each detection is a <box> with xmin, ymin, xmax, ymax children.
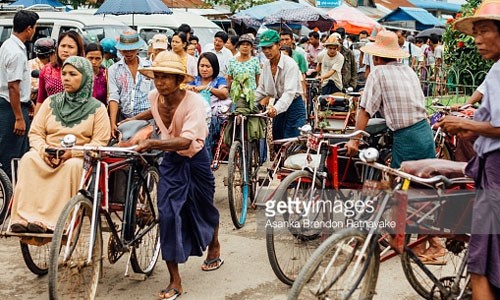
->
<box><xmin>327</xmin><ymin>6</ymin><xmax>380</xmax><ymax>34</ymax></box>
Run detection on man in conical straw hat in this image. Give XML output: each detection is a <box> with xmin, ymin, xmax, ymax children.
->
<box><xmin>438</xmin><ymin>1</ymin><xmax>500</xmax><ymax>298</ymax></box>
<box><xmin>346</xmin><ymin>30</ymin><xmax>436</xmax><ymax>168</ymax></box>
<box><xmin>132</xmin><ymin>51</ymin><xmax>223</xmax><ymax>299</ymax></box>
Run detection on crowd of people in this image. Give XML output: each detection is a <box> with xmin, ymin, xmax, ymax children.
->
<box><xmin>0</xmin><ymin>1</ymin><xmax>499</xmax><ymax>298</ymax></box>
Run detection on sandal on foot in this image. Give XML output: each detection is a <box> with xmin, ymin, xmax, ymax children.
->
<box><xmin>159</xmin><ymin>287</ymin><xmax>181</xmax><ymax>300</ymax></box>
<box><xmin>201</xmin><ymin>257</ymin><xmax>224</xmax><ymax>272</ymax></box>
<box><xmin>419</xmin><ymin>254</ymin><xmax>447</xmax><ymax>265</ymax></box>
<box><xmin>10</xmin><ymin>221</ymin><xmax>29</xmax><ymax>233</ymax></box>
<box><xmin>27</xmin><ymin>221</ymin><xmax>48</xmax><ymax>233</ymax></box>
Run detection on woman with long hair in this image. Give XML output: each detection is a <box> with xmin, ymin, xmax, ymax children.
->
<box><xmin>34</xmin><ymin>31</ymin><xmax>84</xmax><ymax>116</ymax></box>
<box><xmin>186</xmin><ymin>52</ymin><xmax>230</xmax><ymax>158</ymax></box>
<box><xmin>170</xmin><ymin>31</ymin><xmax>197</xmax><ymax>76</ymax></box>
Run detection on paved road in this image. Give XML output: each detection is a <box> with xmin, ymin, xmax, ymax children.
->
<box><xmin>0</xmin><ymin>166</ymin><xmax>421</xmax><ymax>299</ymax></box>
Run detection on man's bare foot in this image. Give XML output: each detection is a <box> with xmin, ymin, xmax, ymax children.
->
<box><xmin>202</xmin><ymin>241</ymin><xmax>223</xmax><ymax>271</ymax></box>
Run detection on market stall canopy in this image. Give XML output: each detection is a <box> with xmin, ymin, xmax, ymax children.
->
<box><xmin>231</xmin><ymin>1</ymin><xmax>334</xmax><ymax>31</ymax></box>
<box><xmin>263</xmin><ymin>6</ymin><xmax>335</xmax><ymax>32</ymax></box>
<box><xmin>95</xmin><ymin>0</ymin><xmax>172</xmax><ymax>26</ymax></box>
<box><xmin>327</xmin><ymin>6</ymin><xmax>380</xmax><ymax>34</ymax></box>
<box><xmin>378</xmin><ymin>7</ymin><xmax>444</xmax><ymax>31</ymax></box>
<box><xmin>8</xmin><ymin>0</ymin><xmax>68</xmax><ymax>10</ymax></box>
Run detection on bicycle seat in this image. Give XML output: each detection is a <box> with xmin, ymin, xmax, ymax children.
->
<box><xmin>283</xmin><ymin>153</ymin><xmax>322</xmax><ymax>170</ymax></box>
<box><xmin>401</xmin><ymin>159</ymin><xmax>467</xmax><ymax>179</ymax></box>
<box><xmin>365</xmin><ymin>118</ymin><xmax>387</xmax><ymax>135</ymax></box>
<box><xmin>117</xmin><ymin>120</ymin><xmax>153</xmax><ymax>147</ymax></box>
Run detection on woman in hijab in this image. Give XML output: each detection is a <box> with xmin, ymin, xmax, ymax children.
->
<box><xmin>10</xmin><ymin>56</ymin><xmax>111</xmax><ymax>233</ymax></box>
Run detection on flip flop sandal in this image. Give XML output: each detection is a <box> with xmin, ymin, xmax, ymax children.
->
<box><xmin>10</xmin><ymin>221</ymin><xmax>29</xmax><ymax>233</ymax></box>
<box><xmin>201</xmin><ymin>257</ymin><xmax>224</xmax><ymax>272</ymax></box>
<box><xmin>27</xmin><ymin>221</ymin><xmax>48</xmax><ymax>233</ymax></box>
<box><xmin>159</xmin><ymin>287</ymin><xmax>181</xmax><ymax>300</ymax></box>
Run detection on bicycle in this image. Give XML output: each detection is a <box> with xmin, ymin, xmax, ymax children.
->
<box><xmin>47</xmin><ymin>129</ymin><xmax>162</xmax><ymax>299</ymax></box>
<box><xmin>266</xmin><ymin>128</ymin><xmax>373</xmax><ymax>285</ymax></box>
<box><xmin>226</xmin><ymin>111</ymin><xmax>268</xmax><ymax>229</ymax></box>
<box><xmin>1</xmin><ymin>159</ymin><xmax>53</xmax><ymax>276</ymax></box>
<box><xmin>312</xmin><ymin>89</ymin><xmax>360</xmax><ymax>133</ymax></box>
<box><xmin>306</xmin><ymin>78</ymin><xmax>321</xmax><ymax>124</ymax></box>
<box><xmin>289</xmin><ymin>151</ymin><xmax>474</xmax><ymax>299</ymax></box>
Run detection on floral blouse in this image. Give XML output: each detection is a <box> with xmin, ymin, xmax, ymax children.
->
<box><xmin>226</xmin><ymin>56</ymin><xmax>261</xmax><ymax>107</ymax></box>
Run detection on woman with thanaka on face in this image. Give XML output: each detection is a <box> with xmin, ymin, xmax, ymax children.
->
<box><xmin>34</xmin><ymin>31</ymin><xmax>84</xmax><ymax>116</ymax></box>
<box><xmin>10</xmin><ymin>56</ymin><xmax>110</xmax><ymax>233</ymax></box>
<box><xmin>170</xmin><ymin>31</ymin><xmax>197</xmax><ymax>77</ymax></box>
<box><xmin>85</xmin><ymin>42</ymin><xmax>108</xmax><ymax>105</ymax></box>
<box><xmin>186</xmin><ymin>52</ymin><xmax>230</xmax><ymax>158</ymax></box>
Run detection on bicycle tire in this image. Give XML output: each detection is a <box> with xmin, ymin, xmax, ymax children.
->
<box><xmin>266</xmin><ymin>170</ymin><xmax>326</xmax><ymax>286</ymax></box>
<box><xmin>49</xmin><ymin>194</ymin><xmax>101</xmax><ymax>300</ymax></box>
<box><xmin>20</xmin><ymin>241</ymin><xmax>50</xmax><ymax>276</ymax></box>
<box><xmin>401</xmin><ymin>234</ymin><xmax>469</xmax><ymax>299</ymax></box>
<box><xmin>0</xmin><ymin>168</ymin><xmax>12</xmax><ymax>224</ymax></box>
<box><xmin>288</xmin><ymin>228</ymin><xmax>380</xmax><ymax>300</ymax></box>
<box><xmin>248</xmin><ymin>140</ymin><xmax>260</xmax><ymax>202</ymax></box>
<box><xmin>228</xmin><ymin>140</ymin><xmax>248</xmax><ymax>229</ymax></box>
<box><xmin>130</xmin><ymin>166</ymin><xmax>161</xmax><ymax>275</ymax></box>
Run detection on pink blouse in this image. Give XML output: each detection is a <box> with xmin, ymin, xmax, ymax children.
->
<box><xmin>37</xmin><ymin>63</ymin><xmax>63</xmax><ymax>104</ymax></box>
<box><xmin>149</xmin><ymin>89</ymin><xmax>208</xmax><ymax>158</ymax></box>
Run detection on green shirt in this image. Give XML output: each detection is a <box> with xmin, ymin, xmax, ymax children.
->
<box><xmin>292</xmin><ymin>50</ymin><xmax>308</xmax><ymax>74</ymax></box>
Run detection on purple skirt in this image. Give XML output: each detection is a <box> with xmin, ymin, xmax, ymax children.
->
<box><xmin>157</xmin><ymin>148</ymin><xmax>219</xmax><ymax>263</ymax></box>
<box><xmin>465</xmin><ymin>150</ymin><xmax>500</xmax><ymax>288</ymax></box>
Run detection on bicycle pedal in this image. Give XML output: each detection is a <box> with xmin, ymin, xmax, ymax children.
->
<box><xmin>127</xmin><ymin>272</ymin><xmax>147</xmax><ymax>281</ymax></box>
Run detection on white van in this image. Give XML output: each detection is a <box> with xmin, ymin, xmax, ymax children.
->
<box><xmin>0</xmin><ymin>11</ymin><xmax>131</xmax><ymax>57</ymax></box>
<box><xmin>70</xmin><ymin>8</ymin><xmax>222</xmax><ymax>47</ymax></box>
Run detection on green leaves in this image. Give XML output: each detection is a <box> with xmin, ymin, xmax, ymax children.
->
<box><xmin>443</xmin><ymin>0</ymin><xmax>493</xmax><ymax>94</ymax></box>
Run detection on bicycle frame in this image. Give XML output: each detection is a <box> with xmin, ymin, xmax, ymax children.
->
<box><xmin>61</xmin><ymin>146</ymin><xmax>159</xmax><ymax>265</ymax></box>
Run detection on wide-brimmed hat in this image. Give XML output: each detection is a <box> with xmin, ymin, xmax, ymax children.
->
<box><xmin>454</xmin><ymin>0</ymin><xmax>500</xmax><ymax>35</ymax></box>
<box><xmin>115</xmin><ymin>30</ymin><xmax>145</xmax><ymax>51</ymax></box>
<box><xmin>236</xmin><ymin>33</ymin><xmax>254</xmax><ymax>47</ymax></box>
<box><xmin>258</xmin><ymin>30</ymin><xmax>280</xmax><ymax>47</ymax></box>
<box><xmin>138</xmin><ymin>51</ymin><xmax>193</xmax><ymax>83</ymax></box>
<box><xmin>152</xmin><ymin>34</ymin><xmax>168</xmax><ymax>50</ymax></box>
<box><xmin>324</xmin><ymin>34</ymin><xmax>340</xmax><ymax>47</ymax></box>
<box><xmin>360</xmin><ymin>30</ymin><xmax>409</xmax><ymax>59</ymax></box>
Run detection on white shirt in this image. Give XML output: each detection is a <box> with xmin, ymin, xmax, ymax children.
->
<box><xmin>400</xmin><ymin>41</ymin><xmax>421</xmax><ymax>67</ymax></box>
<box><xmin>362</xmin><ymin>42</ymin><xmax>375</xmax><ymax>72</ymax></box>
<box><xmin>255</xmin><ymin>53</ymin><xmax>303</xmax><ymax>115</ymax></box>
<box><xmin>317</xmin><ymin>51</ymin><xmax>344</xmax><ymax>89</ymax></box>
<box><xmin>202</xmin><ymin>43</ymin><xmax>233</xmax><ymax>77</ymax></box>
<box><xmin>0</xmin><ymin>35</ymin><xmax>31</xmax><ymax>103</ymax></box>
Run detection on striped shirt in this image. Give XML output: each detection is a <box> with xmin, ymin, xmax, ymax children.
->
<box><xmin>108</xmin><ymin>56</ymin><xmax>153</xmax><ymax>118</ymax></box>
<box><xmin>360</xmin><ymin>62</ymin><xmax>427</xmax><ymax>131</ymax></box>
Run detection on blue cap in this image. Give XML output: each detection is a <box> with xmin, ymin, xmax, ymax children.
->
<box><xmin>115</xmin><ymin>30</ymin><xmax>145</xmax><ymax>51</ymax></box>
<box><xmin>100</xmin><ymin>38</ymin><xmax>117</xmax><ymax>55</ymax></box>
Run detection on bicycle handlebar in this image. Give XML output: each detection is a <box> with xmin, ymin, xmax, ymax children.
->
<box><xmin>56</xmin><ymin>145</ymin><xmax>139</xmax><ymax>154</ymax></box>
<box><xmin>272</xmin><ymin>130</ymin><xmax>370</xmax><ymax>145</ymax></box>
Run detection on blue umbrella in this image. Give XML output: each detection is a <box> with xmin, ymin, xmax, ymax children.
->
<box><xmin>95</xmin><ymin>0</ymin><xmax>172</xmax><ymax>27</ymax></box>
<box><xmin>8</xmin><ymin>0</ymin><xmax>67</xmax><ymax>9</ymax></box>
<box><xmin>232</xmin><ymin>0</ymin><xmax>309</xmax><ymax>27</ymax></box>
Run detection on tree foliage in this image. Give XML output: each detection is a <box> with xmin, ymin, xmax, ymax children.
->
<box><xmin>443</xmin><ymin>0</ymin><xmax>493</xmax><ymax>93</ymax></box>
<box><xmin>205</xmin><ymin>0</ymin><xmax>274</xmax><ymax>14</ymax></box>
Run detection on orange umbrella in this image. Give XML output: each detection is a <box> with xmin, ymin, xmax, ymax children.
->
<box><xmin>327</xmin><ymin>6</ymin><xmax>380</xmax><ymax>34</ymax></box>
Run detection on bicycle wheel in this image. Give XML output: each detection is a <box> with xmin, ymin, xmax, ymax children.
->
<box><xmin>401</xmin><ymin>234</ymin><xmax>470</xmax><ymax>299</ymax></box>
<box><xmin>20</xmin><ymin>240</ymin><xmax>50</xmax><ymax>275</ymax></box>
<box><xmin>266</xmin><ymin>170</ymin><xmax>330</xmax><ymax>285</ymax></box>
<box><xmin>228</xmin><ymin>140</ymin><xmax>248</xmax><ymax>229</ymax></box>
<box><xmin>289</xmin><ymin>228</ymin><xmax>380</xmax><ymax>300</ymax></box>
<box><xmin>0</xmin><ymin>168</ymin><xmax>12</xmax><ymax>223</ymax></box>
<box><xmin>49</xmin><ymin>194</ymin><xmax>101</xmax><ymax>300</ymax></box>
<box><xmin>130</xmin><ymin>166</ymin><xmax>161</xmax><ymax>275</ymax></box>
<box><xmin>248</xmin><ymin>140</ymin><xmax>260</xmax><ymax>202</ymax></box>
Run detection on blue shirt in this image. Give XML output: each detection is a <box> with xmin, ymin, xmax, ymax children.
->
<box><xmin>108</xmin><ymin>56</ymin><xmax>153</xmax><ymax>118</ymax></box>
<box><xmin>189</xmin><ymin>76</ymin><xmax>231</xmax><ymax>116</ymax></box>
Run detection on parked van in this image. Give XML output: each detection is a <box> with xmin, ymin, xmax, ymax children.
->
<box><xmin>70</xmin><ymin>8</ymin><xmax>222</xmax><ymax>47</ymax></box>
<box><xmin>0</xmin><ymin>10</ymin><xmax>131</xmax><ymax>58</ymax></box>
